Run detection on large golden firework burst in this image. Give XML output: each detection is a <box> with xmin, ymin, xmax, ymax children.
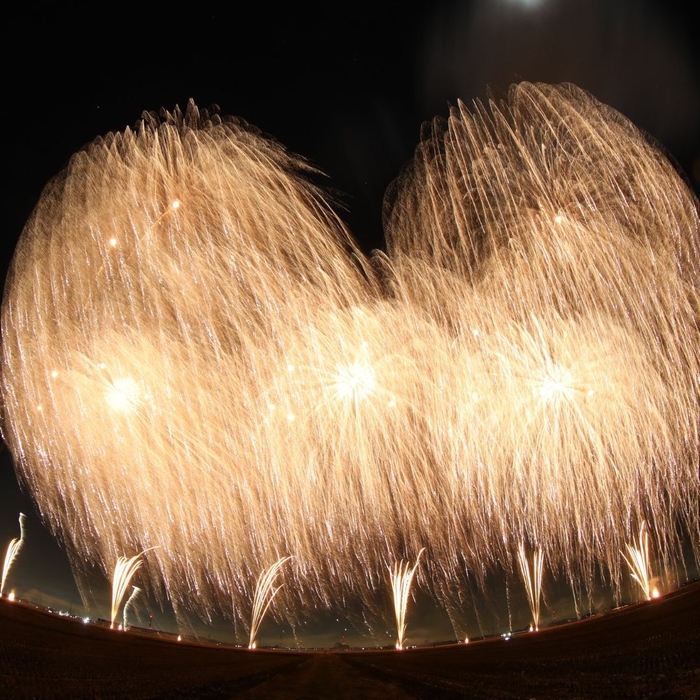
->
<box><xmin>2</xmin><ymin>84</ymin><xmax>698</xmax><ymax>638</ymax></box>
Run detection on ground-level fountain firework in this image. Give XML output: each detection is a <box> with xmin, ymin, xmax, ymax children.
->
<box><xmin>1</xmin><ymin>82</ymin><xmax>698</xmax><ymax>644</ymax></box>
<box><xmin>1</xmin><ymin>513</ymin><xmax>26</xmax><ymax>597</ymax></box>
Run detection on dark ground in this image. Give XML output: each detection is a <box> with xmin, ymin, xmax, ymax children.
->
<box><xmin>1</xmin><ymin>581</ymin><xmax>699</xmax><ymax>699</ymax></box>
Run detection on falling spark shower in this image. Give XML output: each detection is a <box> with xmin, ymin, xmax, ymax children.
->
<box><xmin>1</xmin><ymin>83</ymin><xmax>698</xmax><ymax>637</ymax></box>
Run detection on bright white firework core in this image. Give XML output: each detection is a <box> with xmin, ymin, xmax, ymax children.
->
<box><xmin>105</xmin><ymin>378</ymin><xmax>141</xmax><ymax>412</ymax></box>
<box><xmin>536</xmin><ymin>365</ymin><xmax>575</xmax><ymax>403</ymax></box>
<box><xmin>331</xmin><ymin>359</ymin><xmax>376</xmax><ymax>402</ymax></box>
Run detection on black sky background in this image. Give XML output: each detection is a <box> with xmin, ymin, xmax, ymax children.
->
<box><xmin>1</xmin><ymin>0</ymin><xmax>699</xmax><ymax>642</ymax></box>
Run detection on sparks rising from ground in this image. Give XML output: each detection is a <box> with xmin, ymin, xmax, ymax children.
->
<box><xmin>1</xmin><ymin>84</ymin><xmax>699</xmax><ymax>640</ymax></box>
<box><xmin>622</xmin><ymin>521</ymin><xmax>657</xmax><ymax>602</ymax></box>
<box><xmin>517</xmin><ymin>544</ymin><xmax>544</xmax><ymax>631</ymax></box>
<box><xmin>248</xmin><ymin>557</ymin><xmax>291</xmax><ymax>649</ymax></box>
<box><xmin>390</xmin><ymin>548</ymin><xmax>424</xmax><ymax>649</ymax></box>
<box><xmin>1</xmin><ymin>513</ymin><xmax>26</xmax><ymax>596</ymax></box>
<box><xmin>110</xmin><ymin>552</ymin><xmax>148</xmax><ymax>629</ymax></box>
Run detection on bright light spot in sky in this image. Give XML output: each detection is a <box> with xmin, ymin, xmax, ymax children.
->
<box><xmin>536</xmin><ymin>365</ymin><xmax>575</xmax><ymax>403</ymax></box>
<box><xmin>106</xmin><ymin>378</ymin><xmax>141</xmax><ymax>412</ymax></box>
<box><xmin>331</xmin><ymin>359</ymin><xmax>376</xmax><ymax>402</ymax></box>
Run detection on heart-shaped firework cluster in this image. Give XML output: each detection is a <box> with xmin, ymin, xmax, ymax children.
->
<box><xmin>2</xmin><ymin>83</ymin><xmax>699</xmax><ymax>635</ymax></box>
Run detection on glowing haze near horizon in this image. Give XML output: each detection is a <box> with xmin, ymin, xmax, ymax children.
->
<box><xmin>1</xmin><ymin>82</ymin><xmax>699</xmax><ymax>643</ymax></box>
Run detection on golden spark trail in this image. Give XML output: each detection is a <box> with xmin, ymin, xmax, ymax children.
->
<box><xmin>110</xmin><ymin>550</ymin><xmax>154</xmax><ymax>629</ymax></box>
<box><xmin>517</xmin><ymin>543</ymin><xmax>544</xmax><ymax>631</ymax></box>
<box><xmin>248</xmin><ymin>556</ymin><xmax>291</xmax><ymax>649</ymax></box>
<box><xmin>622</xmin><ymin>521</ymin><xmax>656</xmax><ymax>601</ymax></box>
<box><xmin>1</xmin><ymin>513</ymin><xmax>26</xmax><ymax>596</ymax></box>
<box><xmin>390</xmin><ymin>548</ymin><xmax>424</xmax><ymax>649</ymax></box>
<box><xmin>0</xmin><ymin>85</ymin><xmax>698</xmax><ymax>637</ymax></box>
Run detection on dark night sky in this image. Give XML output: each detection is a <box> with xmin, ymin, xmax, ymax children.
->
<box><xmin>1</xmin><ymin>0</ymin><xmax>699</xmax><ymax>644</ymax></box>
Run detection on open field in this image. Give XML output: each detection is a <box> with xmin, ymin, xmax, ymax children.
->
<box><xmin>1</xmin><ymin>581</ymin><xmax>699</xmax><ymax>699</ymax></box>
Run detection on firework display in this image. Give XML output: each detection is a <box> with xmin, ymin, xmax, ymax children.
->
<box><xmin>248</xmin><ymin>557</ymin><xmax>292</xmax><ymax>649</ymax></box>
<box><xmin>1</xmin><ymin>84</ymin><xmax>698</xmax><ymax>640</ymax></box>
<box><xmin>1</xmin><ymin>513</ymin><xmax>26</xmax><ymax>596</ymax></box>
<box><xmin>390</xmin><ymin>548</ymin><xmax>424</xmax><ymax>649</ymax></box>
<box><xmin>111</xmin><ymin>553</ymin><xmax>144</xmax><ymax>629</ymax></box>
